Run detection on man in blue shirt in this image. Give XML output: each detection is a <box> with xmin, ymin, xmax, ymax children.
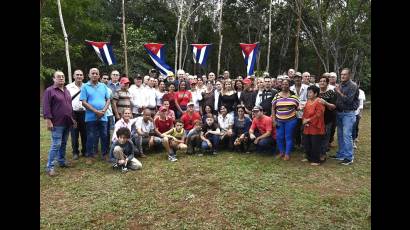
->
<box><xmin>80</xmin><ymin>68</ymin><xmax>111</xmax><ymax>160</ymax></box>
<box><xmin>330</xmin><ymin>68</ymin><xmax>359</xmax><ymax>165</ymax></box>
<box><xmin>107</xmin><ymin>70</ymin><xmax>121</xmax><ymax>93</ymax></box>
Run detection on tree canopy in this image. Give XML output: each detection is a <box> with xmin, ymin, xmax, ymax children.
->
<box><xmin>40</xmin><ymin>0</ymin><xmax>370</xmax><ymax>93</ymax></box>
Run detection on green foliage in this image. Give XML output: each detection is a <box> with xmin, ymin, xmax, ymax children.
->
<box><xmin>40</xmin><ymin>0</ymin><xmax>370</xmax><ymax>90</ymax></box>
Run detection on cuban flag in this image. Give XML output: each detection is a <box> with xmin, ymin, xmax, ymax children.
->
<box><xmin>144</xmin><ymin>43</ymin><xmax>174</xmax><ymax>77</ymax></box>
<box><xmin>85</xmin><ymin>40</ymin><xmax>116</xmax><ymax>65</ymax></box>
<box><xmin>191</xmin><ymin>44</ymin><xmax>212</xmax><ymax>67</ymax></box>
<box><xmin>239</xmin><ymin>43</ymin><xmax>260</xmax><ymax>76</ymax></box>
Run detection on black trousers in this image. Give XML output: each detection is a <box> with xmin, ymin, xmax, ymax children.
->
<box><xmin>329</xmin><ymin>120</ymin><xmax>337</xmax><ymax>144</ymax></box>
<box><xmin>293</xmin><ymin>118</ymin><xmax>303</xmax><ymax>146</ymax></box>
<box><xmin>303</xmin><ymin>134</ymin><xmax>324</xmax><ymax>163</ymax></box>
<box><xmin>71</xmin><ymin>111</ymin><xmax>87</xmax><ymax>155</ymax></box>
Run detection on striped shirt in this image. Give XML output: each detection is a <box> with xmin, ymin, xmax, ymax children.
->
<box><xmin>272</xmin><ymin>94</ymin><xmax>300</xmax><ymax>121</ymax></box>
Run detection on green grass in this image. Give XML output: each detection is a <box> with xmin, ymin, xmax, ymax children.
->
<box><xmin>40</xmin><ymin>109</ymin><xmax>371</xmax><ymax>229</ymax></box>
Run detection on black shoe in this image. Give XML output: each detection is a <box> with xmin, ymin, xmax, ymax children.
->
<box><xmin>59</xmin><ymin>163</ymin><xmax>71</xmax><ymax>168</ymax></box>
<box><xmin>340</xmin><ymin>159</ymin><xmax>353</xmax><ymax>165</ymax></box>
<box><xmin>112</xmin><ymin>163</ymin><xmax>119</xmax><ymax>170</ymax></box>
<box><xmin>121</xmin><ymin>165</ymin><xmax>128</xmax><ymax>173</ymax></box>
<box><xmin>329</xmin><ymin>155</ymin><xmax>344</xmax><ymax>161</ymax></box>
<box><xmin>73</xmin><ymin>154</ymin><xmax>79</xmax><ymax>160</ymax></box>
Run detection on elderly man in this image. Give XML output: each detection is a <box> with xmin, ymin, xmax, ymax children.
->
<box><xmin>328</xmin><ymin>72</ymin><xmax>337</xmax><ymax>90</ymax></box>
<box><xmin>223</xmin><ymin>70</ymin><xmax>230</xmax><ymax>80</ymax></box>
<box><xmin>132</xmin><ymin>109</ymin><xmax>164</xmax><ymax>157</ymax></box>
<box><xmin>43</xmin><ymin>71</ymin><xmax>76</xmax><ymax>176</ymax></box>
<box><xmin>287</xmin><ymin>68</ymin><xmax>295</xmax><ymax>86</ymax></box>
<box><xmin>66</xmin><ymin>69</ymin><xmax>87</xmax><ymax>160</ymax></box>
<box><xmin>208</xmin><ymin>72</ymin><xmax>216</xmax><ymax>85</ymax></box>
<box><xmin>107</xmin><ymin>70</ymin><xmax>121</xmax><ymax>93</ymax></box>
<box><xmin>80</xmin><ymin>68</ymin><xmax>111</xmax><ymax>161</ymax></box>
<box><xmin>145</xmin><ymin>77</ymin><xmax>158</xmax><ymax>114</ymax></box>
<box><xmin>329</xmin><ymin>68</ymin><xmax>359</xmax><ymax>165</ymax></box>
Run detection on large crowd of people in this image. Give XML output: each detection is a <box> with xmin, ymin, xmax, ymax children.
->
<box><xmin>43</xmin><ymin>67</ymin><xmax>365</xmax><ymax>176</ymax></box>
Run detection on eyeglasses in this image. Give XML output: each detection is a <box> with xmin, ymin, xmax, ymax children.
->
<box><xmin>102</xmin><ymin>78</ymin><xmax>109</xmax><ymax>80</ymax></box>
<box><xmin>112</xmin><ymin>74</ymin><xmax>119</xmax><ymax>76</ymax></box>
<box><xmin>75</xmin><ymin>74</ymin><xmax>83</xmax><ymax>76</ymax></box>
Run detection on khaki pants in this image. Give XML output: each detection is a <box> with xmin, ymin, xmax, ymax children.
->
<box><xmin>113</xmin><ymin>146</ymin><xmax>142</xmax><ymax>170</ymax></box>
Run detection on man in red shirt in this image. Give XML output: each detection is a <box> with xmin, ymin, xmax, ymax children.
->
<box><xmin>181</xmin><ymin>102</ymin><xmax>201</xmax><ymax>132</ymax></box>
<box><xmin>249</xmin><ymin>106</ymin><xmax>275</xmax><ymax>153</ymax></box>
<box><xmin>154</xmin><ymin>106</ymin><xmax>174</xmax><ymax>135</ymax></box>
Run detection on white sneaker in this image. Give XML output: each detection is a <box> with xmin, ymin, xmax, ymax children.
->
<box><xmin>353</xmin><ymin>142</ymin><xmax>358</xmax><ymax>149</ymax></box>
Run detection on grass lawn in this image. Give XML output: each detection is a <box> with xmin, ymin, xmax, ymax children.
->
<box><xmin>40</xmin><ymin>109</ymin><xmax>371</xmax><ymax>229</ymax></box>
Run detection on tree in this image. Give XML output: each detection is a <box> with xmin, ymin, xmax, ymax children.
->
<box><xmin>56</xmin><ymin>0</ymin><xmax>72</xmax><ymax>82</ymax></box>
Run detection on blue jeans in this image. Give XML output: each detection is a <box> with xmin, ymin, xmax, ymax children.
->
<box><xmin>46</xmin><ymin>126</ymin><xmax>70</xmax><ymax>171</ymax></box>
<box><xmin>336</xmin><ymin>112</ymin><xmax>356</xmax><ymax>161</ymax></box>
<box><xmin>276</xmin><ymin>118</ymin><xmax>298</xmax><ymax>155</ymax></box>
<box><xmin>201</xmin><ymin>134</ymin><xmax>220</xmax><ymax>152</ymax></box>
<box><xmin>253</xmin><ymin>131</ymin><xmax>274</xmax><ymax>153</ymax></box>
<box><xmin>86</xmin><ymin>120</ymin><xmax>108</xmax><ymax>157</ymax></box>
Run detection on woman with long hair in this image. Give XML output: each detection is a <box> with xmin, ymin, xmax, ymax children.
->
<box><xmin>162</xmin><ymin>83</ymin><xmax>177</xmax><ymax>114</ymax></box>
<box><xmin>175</xmin><ymin>81</ymin><xmax>192</xmax><ymax>118</ymax></box>
<box><xmin>219</xmin><ymin>80</ymin><xmax>239</xmax><ymax>116</ymax></box>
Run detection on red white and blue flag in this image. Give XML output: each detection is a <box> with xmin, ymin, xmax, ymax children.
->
<box><xmin>144</xmin><ymin>43</ymin><xmax>174</xmax><ymax>77</ymax></box>
<box><xmin>191</xmin><ymin>44</ymin><xmax>212</xmax><ymax>67</ymax></box>
<box><xmin>85</xmin><ymin>40</ymin><xmax>116</xmax><ymax>65</ymax></box>
<box><xmin>239</xmin><ymin>43</ymin><xmax>259</xmax><ymax>76</ymax></box>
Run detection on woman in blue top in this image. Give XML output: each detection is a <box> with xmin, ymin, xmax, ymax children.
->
<box><xmin>232</xmin><ymin>105</ymin><xmax>252</xmax><ymax>153</ymax></box>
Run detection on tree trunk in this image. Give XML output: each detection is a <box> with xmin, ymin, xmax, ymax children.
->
<box><xmin>57</xmin><ymin>0</ymin><xmax>72</xmax><ymax>83</ymax></box>
<box><xmin>179</xmin><ymin>26</ymin><xmax>184</xmax><ymax>70</ymax></box>
<box><xmin>217</xmin><ymin>0</ymin><xmax>223</xmax><ymax>76</ymax></box>
<box><xmin>294</xmin><ymin>0</ymin><xmax>302</xmax><ymax>72</ymax></box>
<box><xmin>266</xmin><ymin>0</ymin><xmax>272</xmax><ymax>73</ymax></box>
<box><xmin>174</xmin><ymin>1</ymin><xmax>182</xmax><ymax>71</ymax></box>
<box><xmin>182</xmin><ymin>30</ymin><xmax>189</xmax><ymax>70</ymax></box>
<box><xmin>122</xmin><ymin>0</ymin><xmax>129</xmax><ymax>76</ymax></box>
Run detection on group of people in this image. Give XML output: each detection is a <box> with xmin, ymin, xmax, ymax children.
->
<box><xmin>43</xmin><ymin>67</ymin><xmax>365</xmax><ymax>176</ymax></box>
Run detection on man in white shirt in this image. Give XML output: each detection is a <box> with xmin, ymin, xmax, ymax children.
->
<box><xmin>66</xmin><ymin>69</ymin><xmax>87</xmax><ymax>160</ymax></box>
<box><xmin>353</xmin><ymin>88</ymin><xmax>365</xmax><ymax>149</ymax></box>
<box><xmin>132</xmin><ymin>109</ymin><xmax>164</xmax><ymax>157</ymax></box>
<box><xmin>145</xmin><ymin>77</ymin><xmax>158</xmax><ymax>113</ymax></box>
<box><xmin>128</xmin><ymin>75</ymin><xmax>147</xmax><ymax>117</ymax></box>
<box><xmin>328</xmin><ymin>72</ymin><xmax>337</xmax><ymax>90</ymax></box>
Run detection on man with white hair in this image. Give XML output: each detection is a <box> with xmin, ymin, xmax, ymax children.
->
<box><xmin>145</xmin><ymin>77</ymin><xmax>158</xmax><ymax>114</ymax></box>
<box><xmin>208</xmin><ymin>72</ymin><xmax>216</xmax><ymax>84</ymax></box>
<box><xmin>143</xmin><ymin>75</ymin><xmax>150</xmax><ymax>88</ymax></box>
<box><xmin>328</xmin><ymin>72</ymin><xmax>337</xmax><ymax>90</ymax></box>
<box><xmin>288</xmin><ymin>68</ymin><xmax>295</xmax><ymax>86</ymax></box>
<box><xmin>107</xmin><ymin>70</ymin><xmax>121</xmax><ymax>93</ymax></box>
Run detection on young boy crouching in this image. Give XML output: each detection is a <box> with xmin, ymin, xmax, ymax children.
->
<box><xmin>110</xmin><ymin>127</ymin><xmax>143</xmax><ymax>172</ymax></box>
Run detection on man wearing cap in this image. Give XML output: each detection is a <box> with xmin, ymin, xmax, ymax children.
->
<box><xmin>149</xmin><ymin>69</ymin><xmax>158</xmax><ymax>79</ymax></box>
<box><xmin>107</xmin><ymin>70</ymin><xmax>121</xmax><ymax>93</ymax></box>
<box><xmin>43</xmin><ymin>70</ymin><xmax>77</xmax><ymax>176</ymax></box>
<box><xmin>80</xmin><ymin>68</ymin><xmax>111</xmax><ymax>160</ymax></box>
<box><xmin>249</xmin><ymin>106</ymin><xmax>275</xmax><ymax>153</ymax></box>
<box><xmin>112</xmin><ymin>77</ymin><xmax>133</xmax><ymax>122</ymax></box>
<box><xmin>66</xmin><ymin>69</ymin><xmax>87</xmax><ymax>160</ymax></box>
<box><xmin>239</xmin><ymin>78</ymin><xmax>257</xmax><ymax>115</ymax></box>
<box><xmin>154</xmin><ymin>106</ymin><xmax>174</xmax><ymax>135</ymax></box>
<box><xmin>181</xmin><ymin>102</ymin><xmax>201</xmax><ymax>132</ymax></box>
<box><xmin>329</xmin><ymin>68</ymin><xmax>359</xmax><ymax>165</ymax></box>
<box><xmin>290</xmin><ymin>72</ymin><xmax>308</xmax><ymax>148</ymax></box>
<box><xmin>129</xmin><ymin>75</ymin><xmax>146</xmax><ymax>118</ymax></box>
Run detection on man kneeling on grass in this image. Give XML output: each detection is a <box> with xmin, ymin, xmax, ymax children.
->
<box><xmin>161</xmin><ymin>120</ymin><xmax>187</xmax><ymax>162</ymax></box>
<box><xmin>110</xmin><ymin>127</ymin><xmax>142</xmax><ymax>172</ymax></box>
